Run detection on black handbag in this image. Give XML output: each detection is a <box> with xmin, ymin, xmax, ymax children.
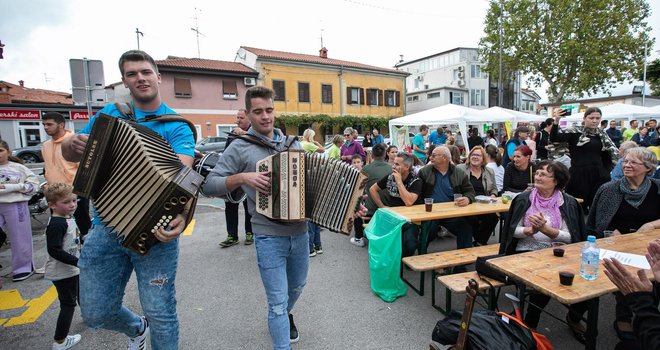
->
<box><xmin>475</xmin><ymin>254</ymin><xmax>511</xmax><ymax>284</ymax></box>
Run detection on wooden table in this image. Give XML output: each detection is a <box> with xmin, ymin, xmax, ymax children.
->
<box><xmin>487</xmin><ymin>229</ymin><xmax>660</xmax><ymax>350</ymax></box>
<box><xmin>383</xmin><ymin>198</ymin><xmax>512</xmax><ymax>295</ymax></box>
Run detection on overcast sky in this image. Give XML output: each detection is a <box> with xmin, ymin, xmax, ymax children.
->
<box><xmin>1</xmin><ymin>0</ymin><xmax>659</xmax><ymax>103</ymax></box>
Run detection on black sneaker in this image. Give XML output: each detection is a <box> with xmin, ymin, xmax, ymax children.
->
<box><xmin>289</xmin><ymin>313</ymin><xmax>299</xmax><ymax>343</ymax></box>
<box><xmin>314</xmin><ymin>245</ymin><xmax>323</xmax><ymax>254</ymax></box>
<box><xmin>12</xmin><ymin>271</ymin><xmax>34</xmax><ymax>282</ymax></box>
<box><xmin>219</xmin><ymin>236</ymin><xmax>239</xmax><ymax>248</ymax></box>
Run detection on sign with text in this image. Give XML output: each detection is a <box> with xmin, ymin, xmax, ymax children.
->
<box><xmin>0</xmin><ymin>109</ymin><xmax>40</xmax><ymax>120</ymax></box>
<box><xmin>70</xmin><ymin>111</ymin><xmax>91</xmax><ymax>120</ymax></box>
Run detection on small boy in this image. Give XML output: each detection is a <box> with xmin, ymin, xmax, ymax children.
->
<box><xmin>350</xmin><ymin>155</ymin><xmax>367</xmax><ymax>247</ymax></box>
<box><xmin>43</xmin><ymin>183</ymin><xmax>82</xmax><ymax>350</ymax></box>
<box><xmin>350</xmin><ymin>154</ymin><xmax>364</xmax><ymax>171</ymax></box>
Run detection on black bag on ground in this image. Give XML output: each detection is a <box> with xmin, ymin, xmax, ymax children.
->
<box><xmin>432</xmin><ymin>310</ymin><xmax>535</xmax><ymax>350</ymax></box>
<box><xmin>475</xmin><ymin>254</ymin><xmax>511</xmax><ymax>283</ymax></box>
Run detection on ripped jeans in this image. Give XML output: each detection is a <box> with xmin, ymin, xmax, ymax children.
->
<box><xmin>254</xmin><ymin>233</ymin><xmax>309</xmax><ymax>350</ymax></box>
<box><xmin>79</xmin><ymin>224</ymin><xmax>179</xmax><ymax>350</ymax></box>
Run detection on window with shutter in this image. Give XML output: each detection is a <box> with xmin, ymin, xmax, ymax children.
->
<box><xmin>378</xmin><ymin>90</ymin><xmax>384</xmax><ymax>106</ymax></box>
<box><xmin>298</xmin><ymin>82</ymin><xmax>310</xmax><ymax>102</ymax></box>
<box><xmin>348</xmin><ymin>87</ymin><xmax>361</xmax><ymax>104</ymax></box>
<box><xmin>222</xmin><ymin>80</ymin><xmax>238</xmax><ymax>99</ymax></box>
<box><xmin>385</xmin><ymin>90</ymin><xmax>398</xmax><ymax>107</ymax></box>
<box><xmin>174</xmin><ymin>78</ymin><xmax>192</xmax><ymax>97</ymax></box>
<box><xmin>273</xmin><ymin>80</ymin><xmax>285</xmax><ymax>101</ymax></box>
<box><xmin>366</xmin><ymin>89</ymin><xmax>378</xmax><ymax>106</ymax></box>
<box><xmin>321</xmin><ymin>84</ymin><xmax>333</xmax><ymax>104</ymax></box>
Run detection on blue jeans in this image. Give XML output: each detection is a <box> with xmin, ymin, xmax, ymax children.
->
<box><xmin>254</xmin><ymin>233</ymin><xmax>309</xmax><ymax>350</ymax></box>
<box><xmin>307</xmin><ymin>221</ymin><xmax>321</xmax><ymax>251</ymax></box>
<box><xmin>428</xmin><ymin>218</ymin><xmax>473</xmax><ymax>249</ymax></box>
<box><xmin>79</xmin><ymin>224</ymin><xmax>179</xmax><ymax>350</ymax></box>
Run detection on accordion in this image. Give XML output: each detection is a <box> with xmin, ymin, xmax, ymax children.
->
<box><xmin>256</xmin><ymin>151</ymin><xmax>367</xmax><ymax>234</ymax></box>
<box><xmin>73</xmin><ymin>114</ymin><xmax>203</xmax><ymax>255</ymax></box>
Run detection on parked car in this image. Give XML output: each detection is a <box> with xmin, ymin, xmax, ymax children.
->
<box><xmin>12</xmin><ymin>143</ymin><xmax>44</xmax><ymax>163</ymax></box>
<box><xmin>195</xmin><ymin>136</ymin><xmax>227</xmax><ymax>154</ymax></box>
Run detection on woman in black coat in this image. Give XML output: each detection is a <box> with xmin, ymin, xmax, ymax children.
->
<box><xmin>500</xmin><ymin>160</ymin><xmax>588</xmax><ymax>342</ymax></box>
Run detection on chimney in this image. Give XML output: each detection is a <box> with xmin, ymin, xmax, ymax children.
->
<box><xmin>319</xmin><ymin>47</ymin><xmax>328</xmax><ymax>59</ymax></box>
<box><xmin>18</xmin><ymin>80</ymin><xmax>24</xmax><ymax>87</ymax></box>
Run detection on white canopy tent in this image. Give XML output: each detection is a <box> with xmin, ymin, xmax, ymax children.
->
<box><xmin>388</xmin><ymin>105</ymin><xmax>550</xmax><ymax>149</ymax></box>
<box><xmin>388</xmin><ymin>104</ymin><xmax>488</xmax><ymax>148</ymax></box>
<box><xmin>564</xmin><ymin>103</ymin><xmax>660</xmax><ymax>122</ymax></box>
<box><xmin>481</xmin><ymin>106</ymin><xmax>548</xmax><ymax>129</ymax></box>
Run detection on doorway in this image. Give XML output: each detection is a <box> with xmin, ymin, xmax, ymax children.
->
<box><xmin>18</xmin><ymin>123</ymin><xmax>43</xmax><ymax>147</ymax></box>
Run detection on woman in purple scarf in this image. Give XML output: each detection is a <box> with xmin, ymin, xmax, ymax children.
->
<box><xmin>500</xmin><ymin>160</ymin><xmax>589</xmax><ymax>343</ymax></box>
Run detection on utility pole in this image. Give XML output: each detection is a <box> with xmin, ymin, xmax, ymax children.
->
<box><xmin>191</xmin><ymin>7</ymin><xmax>204</xmax><ymax>58</ymax></box>
<box><xmin>135</xmin><ymin>28</ymin><xmax>144</xmax><ymax>50</ymax></box>
<box><xmin>498</xmin><ymin>0</ymin><xmax>504</xmax><ymax>107</ymax></box>
<box><xmin>642</xmin><ymin>41</ymin><xmax>648</xmax><ymax>106</ymax></box>
<box><xmin>43</xmin><ymin>73</ymin><xmax>53</xmax><ymax>88</ymax></box>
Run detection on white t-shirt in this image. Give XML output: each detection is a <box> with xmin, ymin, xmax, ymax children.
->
<box><xmin>486</xmin><ymin>162</ymin><xmax>505</xmax><ymax>193</ymax></box>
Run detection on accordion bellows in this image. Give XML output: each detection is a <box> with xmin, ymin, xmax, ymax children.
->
<box><xmin>256</xmin><ymin>151</ymin><xmax>367</xmax><ymax>234</ymax></box>
<box><xmin>73</xmin><ymin>114</ymin><xmax>203</xmax><ymax>254</ymax></box>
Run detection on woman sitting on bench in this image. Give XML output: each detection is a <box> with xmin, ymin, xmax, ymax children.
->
<box><xmin>500</xmin><ymin>160</ymin><xmax>589</xmax><ymax>343</ymax></box>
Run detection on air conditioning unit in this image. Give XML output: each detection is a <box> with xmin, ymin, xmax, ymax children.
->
<box><xmin>458</xmin><ymin>66</ymin><xmax>465</xmax><ymax>72</ymax></box>
<box><xmin>458</xmin><ymin>72</ymin><xmax>465</xmax><ymax>79</ymax></box>
<box><xmin>417</xmin><ymin>76</ymin><xmax>424</xmax><ymax>82</ymax></box>
<box><xmin>457</xmin><ymin>80</ymin><xmax>466</xmax><ymax>87</ymax></box>
<box><xmin>244</xmin><ymin>77</ymin><xmax>256</xmax><ymax>86</ymax></box>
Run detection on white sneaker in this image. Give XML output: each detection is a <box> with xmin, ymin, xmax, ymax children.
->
<box><xmin>34</xmin><ymin>266</ymin><xmax>46</xmax><ymax>274</ymax></box>
<box><xmin>127</xmin><ymin>317</ymin><xmax>149</xmax><ymax>350</ymax></box>
<box><xmin>350</xmin><ymin>237</ymin><xmax>365</xmax><ymax>247</ymax></box>
<box><xmin>52</xmin><ymin>334</ymin><xmax>81</xmax><ymax>350</ymax></box>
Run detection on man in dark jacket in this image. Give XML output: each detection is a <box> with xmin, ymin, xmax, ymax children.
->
<box><xmin>418</xmin><ymin>146</ymin><xmax>476</xmax><ymax>250</ymax></box>
<box><xmin>607</xmin><ymin>120</ymin><xmax>623</xmax><ymax>148</ymax></box>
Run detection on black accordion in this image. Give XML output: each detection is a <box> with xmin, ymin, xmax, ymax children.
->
<box><xmin>73</xmin><ymin>114</ymin><xmax>203</xmax><ymax>255</ymax></box>
<box><xmin>256</xmin><ymin>151</ymin><xmax>367</xmax><ymax>234</ymax></box>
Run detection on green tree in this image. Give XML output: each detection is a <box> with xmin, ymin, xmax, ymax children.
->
<box><xmin>642</xmin><ymin>59</ymin><xmax>660</xmax><ymax>96</ymax></box>
<box><xmin>479</xmin><ymin>0</ymin><xmax>653</xmax><ymax>103</ymax></box>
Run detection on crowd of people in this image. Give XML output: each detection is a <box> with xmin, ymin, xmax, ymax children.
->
<box><xmin>1</xmin><ymin>48</ymin><xmax>660</xmax><ymax>350</ymax></box>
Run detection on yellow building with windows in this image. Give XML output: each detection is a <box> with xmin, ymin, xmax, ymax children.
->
<box><xmin>236</xmin><ymin>47</ymin><xmax>408</xmax><ymax>120</ymax></box>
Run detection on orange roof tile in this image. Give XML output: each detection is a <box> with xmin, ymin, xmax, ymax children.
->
<box><xmin>156</xmin><ymin>57</ymin><xmax>257</xmax><ymax>74</ymax></box>
<box><xmin>0</xmin><ymin>81</ymin><xmax>72</xmax><ymax>104</ymax></box>
<box><xmin>242</xmin><ymin>47</ymin><xmax>407</xmax><ymax>75</ymax></box>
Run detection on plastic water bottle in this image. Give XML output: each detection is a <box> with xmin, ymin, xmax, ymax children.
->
<box><xmin>580</xmin><ymin>235</ymin><xmax>600</xmax><ymax>281</ymax></box>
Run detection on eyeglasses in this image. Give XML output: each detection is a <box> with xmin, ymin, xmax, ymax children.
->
<box><xmin>344</xmin><ymin>134</ymin><xmax>350</xmax><ymax>137</ymax></box>
<box><xmin>623</xmin><ymin>159</ymin><xmax>645</xmax><ymax>167</ymax></box>
<box><xmin>470</xmin><ymin>154</ymin><xmax>483</xmax><ymax>158</ymax></box>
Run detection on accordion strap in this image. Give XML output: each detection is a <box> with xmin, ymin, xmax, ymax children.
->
<box><xmin>114</xmin><ymin>102</ymin><xmax>198</xmax><ymax>142</ymax></box>
<box><xmin>232</xmin><ymin>133</ymin><xmax>298</xmax><ymax>152</ymax></box>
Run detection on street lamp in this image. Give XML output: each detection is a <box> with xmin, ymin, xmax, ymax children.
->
<box><xmin>498</xmin><ymin>0</ymin><xmax>504</xmax><ymax>107</ymax></box>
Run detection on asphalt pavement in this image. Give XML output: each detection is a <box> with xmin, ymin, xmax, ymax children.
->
<box><xmin>1</xmin><ymin>194</ymin><xmax>621</xmax><ymax>349</ymax></box>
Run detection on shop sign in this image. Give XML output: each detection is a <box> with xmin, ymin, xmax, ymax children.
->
<box><xmin>70</xmin><ymin>111</ymin><xmax>91</xmax><ymax>120</ymax></box>
<box><xmin>0</xmin><ymin>109</ymin><xmax>40</xmax><ymax>120</ymax></box>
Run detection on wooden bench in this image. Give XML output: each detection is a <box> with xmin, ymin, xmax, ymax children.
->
<box><xmin>400</xmin><ymin>244</ymin><xmax>500</xmax><ymax>295</ymax></box>
<box><xmin>434</xmin><ymin>271</ymin><xmax>506</xmax><ymax>315</ymax></box>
